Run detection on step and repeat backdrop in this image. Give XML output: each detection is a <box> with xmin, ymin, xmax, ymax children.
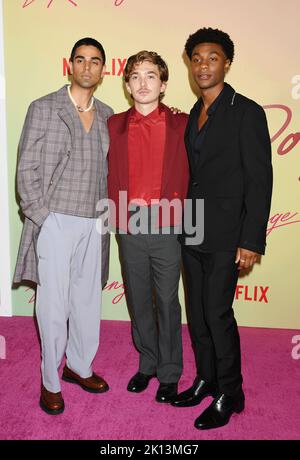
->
<box><xmin>3</xmin><ymin>0</ymin><xmax>300</xmax><ymax>328</ymax></box>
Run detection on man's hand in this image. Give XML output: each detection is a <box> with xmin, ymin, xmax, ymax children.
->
<box><xmin>169</xmin><ymin>106</ymin><xmax>182</xmax><ymax>114</ymax></box>
<box><xmin>235</xmin><ymin>248</ymin><xmax>258</xmax><ymax>270</ymax></box>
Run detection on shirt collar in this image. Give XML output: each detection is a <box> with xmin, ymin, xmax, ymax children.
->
<box><xmin>130</xmin><ymin>105</ymin><xmax>164</xmax><ymax>124</ymax></box>
<box><xmin>200</xmin><ymin>86</ymin><xmax>225</xmax><ymax>116</ymax></box>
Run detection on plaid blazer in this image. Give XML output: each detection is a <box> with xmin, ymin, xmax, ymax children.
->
<box><xmin>13</xmin><ymin>85</ymin><xmax>113</xmax><ymax>287</ymax></box>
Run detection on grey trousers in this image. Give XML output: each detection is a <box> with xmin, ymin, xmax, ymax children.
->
<box><xmin>36</xmin><ymin>212</ymin><xmax>102</xmax><ymax>393</ymax></box>
<box><xmin>119</xmin><ymin>233</ymin><xmax>182</xmax><ymax>383</ymax></box>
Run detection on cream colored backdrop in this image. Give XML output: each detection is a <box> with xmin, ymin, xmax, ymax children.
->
<box><xmin>3</xmin><ymin>0</ymin><xmax>300</xmax><ymax>328</ymax></box>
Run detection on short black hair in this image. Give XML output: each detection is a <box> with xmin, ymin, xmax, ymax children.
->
<box><xmin>70</xmin><ymin>37</ymin><xmax>106</xmax><ymax>64</ymax></box>
<box><xmin>185</xmin><ymin>27</ymin><xmax>234</xmax><ymax>63</ymax></box>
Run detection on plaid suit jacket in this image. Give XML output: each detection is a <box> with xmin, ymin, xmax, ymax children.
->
<box><xmin>13</xmin><ymin>85</ymin><xmax>113</xmax><ymax>287</ymax></box>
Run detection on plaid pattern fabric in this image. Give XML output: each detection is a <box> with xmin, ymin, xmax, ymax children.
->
<box><xmin>14</xmin><ymin>85</ymin><xmax>113</xmax><ymax>286</ymax></box>
<box><xmin>50</xmin><ymin>106</ymin><xmax>106</xmax><ymax>217</ymax></box>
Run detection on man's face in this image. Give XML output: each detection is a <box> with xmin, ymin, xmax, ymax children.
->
<box><xmin>190</xmin><ymin>42</ymin><xmax>230</xmax><ymax>91</ymax></box>
<box><xmin>69</xmin><ymin>45</ymin><xmax>106</xmax><ymax>89</ymax></box>
<box><xmin>125</xmin><ymin>61</ymin><xmax>167</xmax><ymax>106</ymax></box>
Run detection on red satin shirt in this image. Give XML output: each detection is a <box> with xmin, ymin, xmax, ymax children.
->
<box><xmin>128</xmin><ymin>106</ymin><xmax>166</xmax><ymax>206</ymax></box>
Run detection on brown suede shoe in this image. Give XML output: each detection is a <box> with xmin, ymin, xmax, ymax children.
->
<box><xmin>40</xmin><ymin>385</ymin><xmax>64</xmax><ymax>415</ymax></box>
<box><xmin>62</xmin><ymin>365</ymin><xmax>109</xmax><ymax>393</ymax></box>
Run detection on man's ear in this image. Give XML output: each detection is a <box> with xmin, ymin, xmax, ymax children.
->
<box><xmin>160</xmin><ymin>81</ymin><xmax>167</xmax><ymax>93</ymax></box>
<box><xmin>101</xmin><ymin>65</ymin><xmax>107</xmax><ymax>78</ymax></box>
<box><xmin>224</xmin><ymin>59</ymin><xmax>231</xmax><ymax>73</ymax></box>
<box><xmin>125</xmin><ymin>82</ymin><xmax>132</xmax><ymax>95</ymax></box>
<box><xmin>69</xmin><ymin>60</ymin><xmax>73</xmax><ymax>75</ymax></box>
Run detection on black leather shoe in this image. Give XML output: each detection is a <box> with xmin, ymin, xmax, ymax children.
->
<box><xmin>171</xmin><ymin>376</ymin><xmax>217</xmax><ymax>407</ymax></box>
<box><xmin>194</xmin><ymin>389</ymin><xmax>245</xmax><ymax>430</ymax></box>
<box><xmin>127</xmin><ymin>372</ymin><xmax>155</xmax><ymax>393</ymax></box>
<box><xmin>156</xmin><ymin>383</ymin><xmax>178</xmax><ymax>403</ymax></box>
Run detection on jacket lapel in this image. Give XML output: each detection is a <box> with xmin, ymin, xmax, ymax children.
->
<box><xmin>160</xmin><ymin>104</ymin><xmax>180</xmax><ymax>196</ymax></box>
<box><xmin>55</xmin><ymin>86</ymin><xmax>76</xmax><ymax>146</ymax></box>
<box><xmin>189</xmin><ymin>84</ymin><xmax>236</xmax><ymax>172</ymax></box>
<box><xmin>116</xmin><ymin>108</ymin><xmax>132</xmax><ymax>194</ymax></box>
<box><xmin>185</xmin><ymin>99</ymin><xmax>201</xmax><ymax>173</ymax></box>
<box><xmin>94</xmin><ymin>100</ymin><xmax>110</xmax><ymax>158</ymax></box>
<box><xmin>195</xmin><ymin>103</ymin><xmax>226</xmax><ymax>170</ymax></box>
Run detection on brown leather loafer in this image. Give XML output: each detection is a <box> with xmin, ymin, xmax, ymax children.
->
<box><xmin>40</xmin><ymin>385</ymin><xmax>64</xmax><ymax>415</ymax></box>
<box><xmin>62</xmin><ymin>365</ymin><xmax>109</xmax><ymax>393</ymax></box>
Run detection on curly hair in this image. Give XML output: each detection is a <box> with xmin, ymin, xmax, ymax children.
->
<box><xmin>185</xmin><ymin>27</ymin><xmax>234</xmax><ymax>63</ymax></box>
<box><xmin>124</xmin><ymin>50</ymin><xmax>169</xmax><ymax>83</ymax></box>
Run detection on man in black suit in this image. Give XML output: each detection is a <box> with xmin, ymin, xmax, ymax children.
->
<box><xmin>172</xmin><ymin>28</ymin><xmax>273</xmax><ymax>429</ymax></box>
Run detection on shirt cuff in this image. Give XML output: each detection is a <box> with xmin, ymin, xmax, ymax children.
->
<box><xmin>31</xmin><ymin>207</ymin><xmax>50</xmax><ymax>227</ymax></box>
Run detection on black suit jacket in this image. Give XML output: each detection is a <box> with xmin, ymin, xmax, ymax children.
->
<box><xmin>181</xmin><ymin>83</ymin><xmax>273</xmax><ymax>255</ymax></box>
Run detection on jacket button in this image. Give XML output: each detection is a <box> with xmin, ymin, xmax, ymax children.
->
<box><xmin>192</xmin><ymin>181</ymin><xmax>198</xmax><ymax>186</ymax></box>
<box><xmin>50</xmin><ymin>180</ymin><xmax>53</xmax><ymax>185</ymax></box>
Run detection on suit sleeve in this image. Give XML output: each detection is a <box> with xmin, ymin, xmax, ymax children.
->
<box><xmin>238</xmin><ymin>103</ymin><xmax>273</xmax><ymax>254</ymax></box>
<box><xmin>107</xmin><ymin>107</ymin><xmax>114</xmax><ymax>119</ymax></box>
<box><xmin>17</xmin><ymin>102</ymin><xmax>50</xmax><ymax>227</ymax></box>
<box><xmin>107</xmin><ymin>117</ymin><xmax>118</xmax><ymax>229</ymax></box>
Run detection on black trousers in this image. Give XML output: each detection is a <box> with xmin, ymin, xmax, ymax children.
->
<box><xmin>119</xmin><ymin>233</ymin><xmax>182</xmax><ymax>384</ymax></box>
<box><xmin>182</xmin><ymin>245</ymin><xmax>243</xmax><ymax>395</ymax></box>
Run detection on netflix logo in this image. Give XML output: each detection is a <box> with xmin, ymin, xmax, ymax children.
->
<box><xmin>25</xmin><ymin>284</ymin><xmax>270</xmax><ymax>306</ymax></box>
<box><xmin>63</xmin><ymin>58</ymin><xmax>127</xmax><ymax>77</ymax></box>
<box><xmin>235</xmin><ymin>285</ymin><xmax>269</xmax><ymax>303</ymax></box>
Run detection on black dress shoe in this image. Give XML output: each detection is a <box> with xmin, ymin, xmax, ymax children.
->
<box><xmin>156</xmin><ymin>383</ymin><xmax>178</xmax><ymax>403</ymax></box>
<box><xmin>127</xmin><ymin>372</ymin><xmax>155</xmax><ymax>393</ymax></box>
<box><xmin>194</xmin><ymin>389</ymin><xmax>245</xmax><ymax>430</ymax></box>
<box><xmin>172</xmin><ymin>376</ymin><xmax>217</xmax><ymax>407</ymax></box>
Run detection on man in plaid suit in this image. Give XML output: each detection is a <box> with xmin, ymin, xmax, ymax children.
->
<box><xmin>14</xmin><ymin>38</ymin><xmax>113</xmax><ymax>415</ymax></box>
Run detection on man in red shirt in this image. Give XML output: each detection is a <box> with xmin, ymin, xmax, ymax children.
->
<box><xmin>108</xmin><ymin>51</ymin><xmax>189</xmax><ymax>403</ymax></box>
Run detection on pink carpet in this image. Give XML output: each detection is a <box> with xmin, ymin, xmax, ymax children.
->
<box><xmin>0</xmin><ymin>317</ymin><xmax>299</xmax><ymax>440</ymax></box>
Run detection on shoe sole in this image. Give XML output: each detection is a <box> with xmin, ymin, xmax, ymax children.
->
<box><xmin>39</xmin><ymin>399</ymin><xmax>64</xmax><ymax>415</ymax></box>
<box><xmin>156</xmin><ymin>398</ymin><xmax>175</xmax><ymax>404</ymax></box>
<box><xmin>62</xmin><ymin>375</ymin><xmax>109</xmax><ymax>393</ymax></box>
<box><xmin>127</xmin><ymin>386</ymin><xmax>149</xmax><ymax>393</ymax></box>
<box><xmin>195</xmin><ymin>401</ymin><xmax>245</xmax><ymax>430</ymax></box>
<box><xmin>234</xmin><ymin>399</ymin><xmax>245</xmax><ymax>414</ymax></box>
<box><xmin>127</xmin><ymin>374</ymin><xmax>156</xmax><ymax>393</ymax></box>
